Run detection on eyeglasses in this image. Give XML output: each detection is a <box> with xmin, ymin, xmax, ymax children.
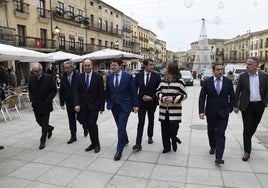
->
<box><xmin>32</xmin><ymin>69</ymin><xmax>41</xmax><ymax>73</ymax></box>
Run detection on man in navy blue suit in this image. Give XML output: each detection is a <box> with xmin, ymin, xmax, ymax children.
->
<box><xmin>133</xmin><ymin>59</ymin><xmax>161</xmax><ymax>152</ymax></box>
<box><xmin>199</xmin><ymin>63</ymin><xmax>235</xmax><ymax>165</ymax></box>
<box><xmin>106</xmin><ymin>59</ymin><xmax>138</xmax><ymax>160</ymax></box>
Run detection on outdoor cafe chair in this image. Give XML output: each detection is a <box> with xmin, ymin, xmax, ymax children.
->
<box><xmin>1</xmin><ymin>95</ymin><xmax>21</xmax><ymax>121</ymax></box>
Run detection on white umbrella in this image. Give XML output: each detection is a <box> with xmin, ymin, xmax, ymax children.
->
<box><xmin>0</xmin><ymin>43</ymin><xmax>50</xmax><ymax>61</ymax></box>
<box><xmin>72</xmin><ymin>48</ymin><xmax>143</xmax><ymax>62</ymax></box>
<box><xmin>20</xmin><ymin>51</ymin><xmax>81</xmax><ymax>62</ymax></box>
<box><xmin>46</xmin><ymin>51</ymin><xmax>81</xmax><ymax>61</ymax></box>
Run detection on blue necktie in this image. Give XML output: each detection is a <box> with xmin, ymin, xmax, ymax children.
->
<box><xmin>216</xmin><ymin>78</ymin><xmax>221</xmax><ymax>95</ymax></box>
<box><xmin>68</xmin><ymin>75</ymin><xmax>72</xmax><ymax>86</ymax></box>
<box><xmin>86</xmin><ymin>74</ymin><xmax>89</xmax><ymax>88</ymax></box>
<box><xmin>115</xmin><ymin>73</ymin><xmax>119</xmax><ymax>88</ymax></box>
<box><xmin>146</xmin><ymin>73</ymin><xmax>149</xmax><ymax>86</ymax></box>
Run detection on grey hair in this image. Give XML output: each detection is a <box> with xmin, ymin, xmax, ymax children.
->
<box><xmin>33</xmin><ymin>62</ymin><xmax>43</xmax><ymax>70</ymax></box>
<box><xmin>63</xmin><ymin>61</ymin><xmax>75</xmax><ymax>68</ymax></box>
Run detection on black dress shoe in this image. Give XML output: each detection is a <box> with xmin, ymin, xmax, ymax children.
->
<box><xmin>162</xmin><ymin>149</ymin><xmax>171</xmax><ymax>153</ymax></box>
<box><xmin>48</xmin><ymin>127</ymin><xmax>54</xmax><ymax>139</ymax></box>
<box><xmin>242</xmin><ymin>152</ymin><xmax>250</xmax><ymax>161</ymax></box>
<box><xmin>215</xmin><ymin>158</ymin><xmax>224</xmax><ymax>164</ymax></box>
<box><xmin>83</xmin><ymin>129</ymin><xmax>88</xmax><ymax>137</ymax></box>
<box><xmin>67</xmin><ymin>138</ymin><xmax>77</xmax><ymax>144</ymax></box>
<box><xmin>39</xmin><ymin>143</ymin><xmax>46</xmax><ymax>150</ymax></box>
<box><xmin>209</xmin><ymin>148</ymin><xmax>215</xmax><ymax>155</ymax></box>
<box><xmin>148</xmin><ymin>137</ymin><xmax>153</xmax><ymax>144</ymax></box>
<box><xmin>0</xmin><ymin>146</ymin><xmax>4</xmax><ymax>150</ymax></box>
<box><xmin>114</xmin><ymin>152</ymin><xmax>122</xmax><ymax>161</ymax></box>
<box><xmin>94</xmin><ymin>145</ymin><xmax>101</xmax><ymax>153</ymax></box>
<box><xmin>175</xmin><ymin>137</ymin><xmax>182</xmax><ymax>144</ymax></box>
<box><xmin>132</xmin><ymin>144</ymin><xmax>142</xmax><ymax>152</ymax></box>
<box><xmin>85</xmin><ymin>144</ymin><xmax>95</xmax><ymax>152</ymax></box>
<box><xmin>172</xmin><ymin>140</ymin><xmax>177</xmax><ymax>152</ymax></box>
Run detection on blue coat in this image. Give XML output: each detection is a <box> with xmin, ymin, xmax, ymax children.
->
<box><xmin>106</xmin><ymin>71</ymin><xmax>138</xmax><ymax>112</ymax></box>
<box><xmin>199</xmin><ymin>76</ymin><xmax>235</xmax><ymax>118</ymax></box>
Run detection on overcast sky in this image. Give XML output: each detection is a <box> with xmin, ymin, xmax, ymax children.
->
<box><xmin>102</xmin><ymin>0</ymin><xmax>268</xmax><ymax>51</ymax></box>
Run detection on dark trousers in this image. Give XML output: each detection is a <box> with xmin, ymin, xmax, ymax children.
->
<box><xmin>84</xmin><ymin>110</ymin><xmax>100</xmax><ymax>146</ymax></box>
<box><xmin>160</xmin><ymin>112</ymin><xmax>179</xmax><ymax>151</ymax></box>
<box><xmin>112</xmin><ymin>104</ymin><xmax>130</xmax><ymax>152</ymax></box>
<box><xmin>34</xmin><ymin>111</ymin><xmax>53</xmax><ymax>144</ymax></box>
<box><xmin>241</xmin><ymin>102</ymin><xmax>265</xmax><ymax>153</ymax></box>
<box><xmin>67</xmin><ymin>110</ymin><xmax>77</xmax><ymax>139</ymax></box>
<box><xmin>136</xmin><ymin>104</ymin><xmax>157</xmax><ymax>145</ymax></box>
<box><xmin>207</xmin><ymin>116</ymin><xmax>228</xmax><ymax>159</ymax></box>
<box><xmin>67</xmin><ymin>111</ymin><xmax>87</xmax><ymax>139</ymax></box>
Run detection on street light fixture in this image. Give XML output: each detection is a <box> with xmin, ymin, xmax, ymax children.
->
<box><xmin>52</xmin><ymin>26</ymin><xmax>60</xmax><ymax>48</ymax></box>
<box><xmin>115</xmin><ymin>40</ymin><xmax>119</xmax><ymax>49</ymax></box>
<box><xmin>54</xmin><ymin>26</ymin><xmax>60</xmax><ymax>34</ymax></box>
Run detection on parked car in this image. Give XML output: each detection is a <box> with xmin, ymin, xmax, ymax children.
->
<box><xmin>180</xmin><ymin>70</ymin><xmax>194</xmax><ymax>86</ymax></box>
<box><xmin>132</xmin><ymin>69</ymin><xmax>142</xmax><ymax>79</ymax></box>
<box><xmin>200</xmin><ymin>69</ymin><xmax>213</xmax><ymax>86</ymax></box>
<box><xmin>232</xmin><ymin>66</ymin><xmax>247</xmax><ymax>85</ymax></box>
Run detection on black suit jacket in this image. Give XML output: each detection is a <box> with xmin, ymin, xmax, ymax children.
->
<box><xmin>135</xmin><ymin>71</ymin><xmax>161</xmax><ymax>106</ymax></box>
<box><xmin>28</xmin><ymin>73</ymin><xmax>57</xmax><ymax>113</ymax></box>
<box><xmin>59</xmin><ymin>71</ymin><xmax>79</xmax><ymax>112</ymax></box>
<box><xmin>74</xmin><ymin>71</ymin><xmax>105</xmax><ymax>112</ymax></box>
<box><xmin>199</xmin><ymin>76</ymin><xmax>235</xmax><ymax>118</ymax></box>
<box><xmin>235</xmin><ymin>70</ymin><xmax>268</xmax><ymax>111</ymax></box>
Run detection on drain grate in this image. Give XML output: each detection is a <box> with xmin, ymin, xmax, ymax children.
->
<box><xmin>190</xmin><ymin>124</ymin><xmax>207</xmax><ymax>130</ymax></box>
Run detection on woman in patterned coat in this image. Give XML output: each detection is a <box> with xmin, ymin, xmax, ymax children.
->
<box><xmin>156</xmin><ymin>63</ymin><xmax>187</xmax><ymax>153</ymax></box>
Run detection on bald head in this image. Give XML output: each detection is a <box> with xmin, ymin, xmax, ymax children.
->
<box><xmin>32</xmin><ymin>63</ymin><xmax>43</xmax><ymax>77</ymax></box>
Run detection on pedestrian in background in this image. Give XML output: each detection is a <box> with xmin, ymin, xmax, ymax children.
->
<box><xmin>156</xmin><ymin>63</ymin><xmax>187</xmax><ymax>153</ymax></box>
<box><xmin>7</xmin><ymin>68</ymin><xmax>17</xmax><ymax>88</ymax></box>
<box><xmin>106</xmin><ymin>58</ymin><xmax>138</xmax><ymax>161</ymax></box>
<box><xmin>74</xmin><ymin>59</ymin><xmax>105</xmax><ymax>153</ymax></box>
<box><xmin>234</xmin><ymin>56</ymin><xmax>268</xmax><ymax>161</ymax></box>
<box><xmin>59</xmin><ymin>61</ymin><xmax>88</xmax><ymax>144</ymax></box>
<box><xmin>132</xmin><ymin>59</ymin><xmax>161</xmax><ymax>152</ymax></box>
<box><xmin>199</xmin><ymin>63</ymin><xmax>235</xmax><ymax>165</ymax></box>
<box><xmin>28</xmin><ymin>63</ymin><xmax>57</xmax><ymax>150</ymax></box>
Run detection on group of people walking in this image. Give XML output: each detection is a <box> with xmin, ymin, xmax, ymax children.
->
<box><xmin>25</xmin><ymin>58</ymin><xmax>188</xmax><ymax>161</ymax></box>
<box><xmin>199</xmin><ymin>56</ymin><xmax>268</xmax><ymax>164</ymax></box>
<box><xmin>2</xmin><ymin>56</ymin><xmax>266</xmax><ymax>164</ymax></box>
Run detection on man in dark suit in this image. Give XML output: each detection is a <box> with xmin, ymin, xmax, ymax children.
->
<box><xmin>106</xmin><ymin>59</ymin><xmax>138</xmax><ymax>160</ymax></box>
<box><xmin>74</xmin><ymin>59</ymin><xmax>105</xmax><ymax>153</ymax></box>
<box><xmin>132</xmin><ymin>59</ymin><xmax>161</xmax><ymax>152</ymax></box>
<box><xmin>28</xmin><ymin>63</ymin><xmax>57</xmax><ymax>150</ymax></box>
<box><xmin>59</xmin><ymin>61</ymin><xmax>88</xmax><ymax>144</ymax></box>
<box><xmin>234</xmin><ymin>57</ymin><xmax>268</xmax><ymax>161</ymax></box>
<box><xmin>199</xmin><ymin>63</ymin><xmax>235</xmax><ymax>165</ymax></box>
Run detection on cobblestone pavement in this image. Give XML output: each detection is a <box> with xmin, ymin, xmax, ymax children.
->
<box><xmin>0</xmin><ymin>80</ymin><xmax>268</xmax><ymax>188</ymax></box>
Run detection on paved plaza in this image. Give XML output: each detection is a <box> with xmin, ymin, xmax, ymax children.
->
<box><xmin>1</xmin><ymin>80</ymin><xmax>268</xmax><ymax>188</ymax></box>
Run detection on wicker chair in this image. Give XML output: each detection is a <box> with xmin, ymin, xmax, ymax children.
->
<box><xmin>0</xmin><ymin>100</ymin><xmax>7</xmax><ymax>122</ymax></box>
<box><xmin>1</xmin><ymin>95</ymin><xmax>21</xmax><ymax>120</ymax></box>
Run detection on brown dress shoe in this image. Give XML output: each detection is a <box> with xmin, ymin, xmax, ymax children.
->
<box><xmin>242</xmin><ymin>152</ymin><xmax>250</xmax><ymax>161</ymax></box>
